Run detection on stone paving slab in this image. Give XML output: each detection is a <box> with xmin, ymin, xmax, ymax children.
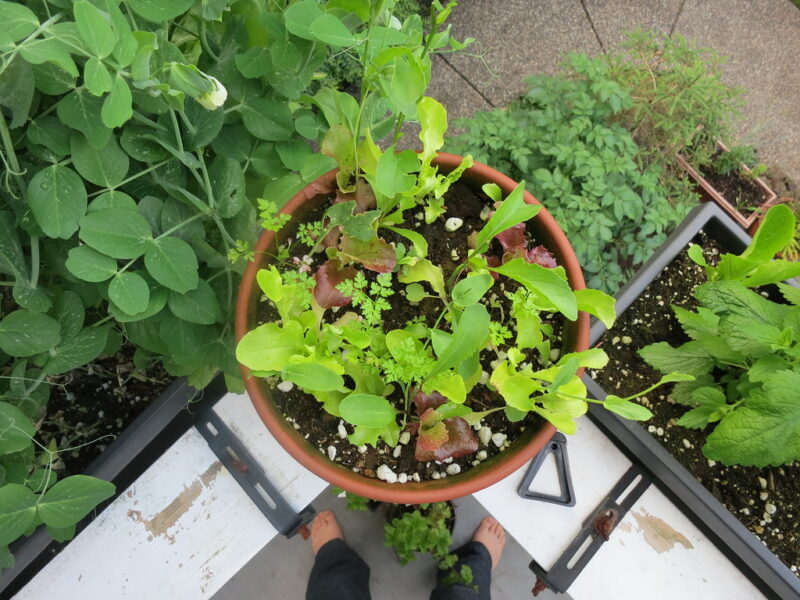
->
<box><xmin>673</xmin><ymin>0</ymin><xmax>800</xmax><ymax>184</ymax></box>
<box><xmin>583</xmin><ymin>0</ymin><xmax>684</xmax><ymax>48</ymax></box>
<box><xmin>442</xmin><ymin>0</ymin><xmax>601</xmax><ymax>107</ymax></box>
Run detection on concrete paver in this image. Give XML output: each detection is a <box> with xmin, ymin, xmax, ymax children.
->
<box><xmin>673</xmin><ymin>0</ymin><xmax>800</xmax><ymax>183</ymax></box>
<box><xmin>583</xmin><ymin>0</ymin><xmax>684</xmax><ymax>48</ymax></box>
<box><xmin>442</xmin><ymin>0</ymin><xmax>601</xmax><ymax>107</ymax></box>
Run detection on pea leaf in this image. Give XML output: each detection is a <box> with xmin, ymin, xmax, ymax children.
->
<box><xmin>339</xmin><ymin>393</ymin><xmax>397</xmax><ymax>427</ymax></box>
<box><xmin>282</xmin><ymin>363</ymin><xmax>344</xmax><ymax>392</ymax></box>
<box><xmin>0</xmin><ymin>56</ymin><xmax>34</xmax><ymax>128</ymax></box>
<box><xmin>0</xmin><ymin>484</ymin><xmax>38</xmax><ymax>545</ymax></box>
<box><xmin>53</xmin><ymin>291</ymin><xmax>85</xmax><ymax>339</ymax></box>
<box><xmin>144</xmin><ymin>237</ymin><xmax>199</xmax><ymax>293</ymax></box>
<box><xmin>309</xmin><ymin>14</ymin><xmax>355</xmax><ymax>47</ymax></box>
<box><xmin>167</xmin><ymin>280</ymin><xmax>220</xmax><ymax>325</ymax></box>
<box><xmin>79</xmin><ymin>208</ymin><xmax>152</xmax><ymax>259</ymax></box>
<box><xmin>127</xmin><ymin>0</ymin><xmax>195</xmax><ymax>22</ymax></box>
<box><xmin>0</xmin><ymin>310</ymin><xmax>61</xmax><ymax>356</ymax></box>
<box><xmin>108</xmin><ymin>271</ymin><xmax>150</xmax><ymax>315</ymax></box>
<box><xmin>375</xmin><ymin>148</ymin><xmax>419</xmax><ymax>197</ymax></box>
<box><xmin>74</xmin><ymin>1</ymin><xmax>117</xmax><ymax>58</ymax></box>
<box><xmin>0</xmin><ymin>402</ymin><xmax>35</xmax><ymax>455</ymax></box>
<box><xmin>240</xmin><ymin>97</ymin><xmax>294</xmax><ymax>141</ymax></box>
<box><xmin>101</xmin><ymin>75</ymin><xmax>132</xmax><ymax>128</ymax></box>
<box><xmin>57</xmin><ymin>89</ymin><xmax>112</xmax><ymax>148</ymax></box>
<box><xmin>492</xmin><ymin>259</ymin><xmax>577</xmax><ymax>320</ymax></box>
<box><xmin>604</xmin><ymin>395</ymin><xmax>653</xmax><ymax>421</ymax></box>
<box><xmin>284</xmin><ymin>0</ymin><xmax>325</xmax><ymax>40</ymax></box>
<box><xmin>210</xmin><ymin>156</ymin><xmax>245</xmax><ymax>218</ymax></box>
<box><xmin>43</xmin><ymin>326</ymin><xmax>110</xmax><ymax>376</ymax></box>
<box><xmin>37</xmin><ymin>475</ymin><xmax>115</xmax><ymax>529</ymax></box>
<box><xmin>0</xmin><ymin>1</ymin><xmax>39</xmax><ymax>41</ymax></box>
<box><xmin>70</xmin><ymin>132</ymin><xmax>129</xmax><ymax>188</ymax></box>
<box><xmin>65</xmin><ymin>245</ymin><xmax>118</xmax><ymax>282</ymax></box>
<box><xmin>83</xmin><ymin>57</ymin><xmax>112</xmax><ymax>96</ymax></box>
<box><xmin>19</xmin><ymin>38</ymin><xmax>77</xmax><ymax>77</ymax></box>
<box><xmin>28</xmin><ymin>165</ymin><xmax>87</xmax><ymax>239</ymax></box>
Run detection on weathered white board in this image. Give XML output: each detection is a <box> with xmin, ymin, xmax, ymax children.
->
<box><xmin>15</xmin><ymin>393</ymin><xmax>326</xmax><ymax>600</ymax></box>
<box><xmin>474</xmin><ymin>417</ymin><xmax>764</xmax><ymax>599</ymax></box>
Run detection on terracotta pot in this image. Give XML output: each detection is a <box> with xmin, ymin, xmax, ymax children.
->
<box><xmin>676</xmin><ymin>140</ymin><xmax>777</xmax><ymax>231</ymax></box>
<box><xmin>235</xmin><ymin>153</ymin><xmax>589</xmax><ymax>503</ymax></box>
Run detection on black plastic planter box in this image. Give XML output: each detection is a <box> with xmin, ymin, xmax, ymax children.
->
<box><xmin>583</xmin><ymin>202</ymin><xmax>800</xmax><ymax>600</ymax></box>
<box><xmin>0</xmin><ymin>375</ymin><xmax>227</xmax><ymax>597</ymax></box>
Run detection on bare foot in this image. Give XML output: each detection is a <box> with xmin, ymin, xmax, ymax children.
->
<box><xmin>472</xmin><ymin>516</ymin><xmax>506</xmax><ymax>570</ymax></box>
<box><xmin>310</xmin><ymin>510</ymin><xmax>343</xmax><ymax>555</ymax></box>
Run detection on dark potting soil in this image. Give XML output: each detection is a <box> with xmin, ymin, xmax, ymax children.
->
<box><xmin>590</xmin><ymin>232</ymin><xmax>800</xmax><ymax>574</ymax></box>
<box><xmin>38</xmin><ymin>344</ymin><xmax>172</xmax><ymax>475</ymax></box>
<box><xmin>256</xmin><ymin>182</ymin><xmax>556</xmax><ymax>483</ymax></box>
<box><xmin>703</xmin><ymin>166</ymin><xmax>771</xmax><ymax>212</ymax></box>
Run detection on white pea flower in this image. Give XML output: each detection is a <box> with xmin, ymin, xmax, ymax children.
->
<box><xmin>197</xmin><ymin>76</ymin><xmax>227</xmax><ymax>110</ymax></box>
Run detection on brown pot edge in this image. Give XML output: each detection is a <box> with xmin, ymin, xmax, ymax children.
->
<box><xmin>234</xmin><ymin>153</ymin><xmax>584</xmax><ymax>502</ymax></box>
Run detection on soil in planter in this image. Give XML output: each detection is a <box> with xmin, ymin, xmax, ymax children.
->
<box><xmin>256</xmin><ymin>182</ymin><xmax>556</xmax><ymax>483</ymax></box>
<box><xmin>1</xmin><ymin>287</ymin><xmax>173</xmax><ymax>476</ymax></box>
<box><xmin>703</xmin><ymin>156</ymin><xmax>771</xmax><ymax>213</ymax></box>
<box><xmin>36</xmin><ymin>344</ymin><xmax>172</xmax><ymax>475</ymax></box>
<box><xmin>590</xmin><ymin>232</ymin><xmax>800</xmax><ymax>574</ymax></box>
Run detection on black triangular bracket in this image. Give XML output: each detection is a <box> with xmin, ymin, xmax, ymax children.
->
<box><xmin>517</xmin><ymin>432</ymin><xmax>575</xmax><ymax>506</ymax></box>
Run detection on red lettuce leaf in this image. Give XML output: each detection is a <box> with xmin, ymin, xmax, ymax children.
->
<box><xmin>313</xmin><ymin>259</ymin><xmax>356</xmax><ymax>308</ymax></box>
<box><xmin>335</xmin><ymin>180</ymin><xmax>377</xmax><ymax>214</ymax></box>
<box><xmin>417</xmin><ymin>408</ymin><xmax>449</xmax><ymax>451</ymax></box>
<box><xmin>526</xmin><ymin>245</ymin><xmax>557</xmax><ymax>268</ymax></box>
<box><xmin>338</xmin><ymin>234</ymin><xmax>396</xmax><ymax>273</ymax></box>
<box><xmin>415</xmin><ymin>417</ymin><xmax>479</xmax><ymax>461</ymax></box>
<box><xmin>496</xmin><ymin>223</ymin><xmax>526</xmax><ymax>250</ymax></box>
<box><xmin>412</xmin><ymin>389</ymin><xmax>448</xmax><ymax>415</ymax></box>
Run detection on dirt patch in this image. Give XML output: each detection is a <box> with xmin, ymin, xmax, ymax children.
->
<box><xmin>590</xmin><ymin>232</ymin><xmax>799</xmax><ymax>574</ymax></box>
<box><xmin>38</xmin><ymin>344</ymin><xmax>172</xmax><ymax>474</ymax></box>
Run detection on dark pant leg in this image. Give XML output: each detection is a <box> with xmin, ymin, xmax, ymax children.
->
<box><xmin>306</xmin><ymin>538</ymin><xmax>372</xmax><ymax>600</ymax></box>
<box><xmin>429</xmin><ymin>541</ymin><xmax>492</xmax><ymax>600</ymax></box>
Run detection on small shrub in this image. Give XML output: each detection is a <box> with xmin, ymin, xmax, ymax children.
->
<box><xmin>447</xmin><ymin>53</ymin><xmax>690</xmax><ymax>293</ymax></box>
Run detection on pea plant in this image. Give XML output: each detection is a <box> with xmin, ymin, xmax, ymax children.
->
<box><xmin>641</xmin><ymin>204</ymin><xmax>800</xmax><ymax>467</ymax></box>
<box><xmin>0</xmin><ymin>0</ymin><xmax>380</xmax><ymax>560</ymax></box>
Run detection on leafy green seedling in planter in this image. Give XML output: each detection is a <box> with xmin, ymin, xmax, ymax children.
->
<box><xmin>641</xmin><ymin>204</ymin><xmax>800</xmax><ymax>467</ymax></box>
<box><xmin>236</xmin><ymin>1</ymin><xmax>681</xmax><ymax>472</ymax></box>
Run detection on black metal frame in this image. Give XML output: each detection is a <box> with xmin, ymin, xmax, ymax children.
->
<box><xmin>197</xmin><ymin>407</ymin><xmax>315</xmax><ymax>538</ymax></box>
<box><xmin>529</xmin><ymin>465</ymin><xmax>651</xmax><ymax>594</ymax></box>
<box><xmin>0</xmin><ymin>375</ymin><xmax>227</xmax><ymax>597</ymax></box>
<box><xmin>584</xmin><ymin>202</ymin><xmax>800</xmax><ymax>600</ymax></box>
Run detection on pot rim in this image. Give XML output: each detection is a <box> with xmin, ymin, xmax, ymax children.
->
<box><xmin>235</xmin><ymin>153</ymin><xmax>588</xmax><ymax>502</ymax></box>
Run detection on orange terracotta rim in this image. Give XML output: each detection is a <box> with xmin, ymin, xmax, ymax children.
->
<box><xmin>235</xmin><ymin>153</ymin><xmax>589</xmax><ymax>502</ymax></box>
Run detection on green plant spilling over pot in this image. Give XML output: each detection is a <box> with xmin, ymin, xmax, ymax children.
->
<box><xmin>235</xmin><ymin>2</ymin><xmax>685</xmax><ymax>495</ymax></box>
<box><xmin>640</xmin><ymin>204</ymin><xmax>800</xmax><ymax>467</ymax></box>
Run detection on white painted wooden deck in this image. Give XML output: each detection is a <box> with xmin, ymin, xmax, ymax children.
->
<box><xmin>15</xmin><ymin>393</ymin><xmax>763</xmax><ymax>599</ymax></box>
